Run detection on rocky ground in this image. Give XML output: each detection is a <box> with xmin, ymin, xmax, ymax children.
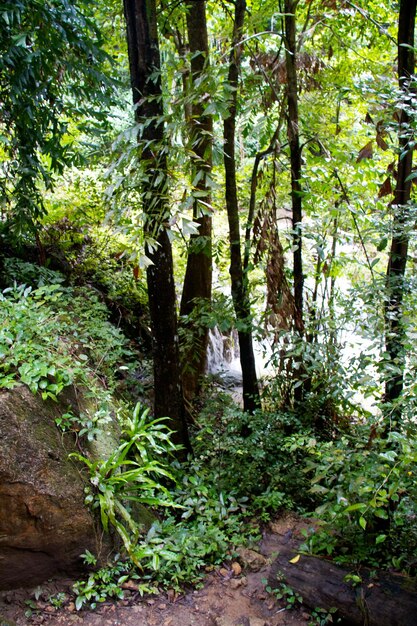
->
<box><xmin>0</xmin><ymin>515</ymin><xmax>315</xmax><ymax>626</ymax></box>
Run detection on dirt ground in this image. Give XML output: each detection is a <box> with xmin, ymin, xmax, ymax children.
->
<box><xmin>0</xmin><ymin>515</ymin><xmax>313</xmax><ymax>626</ymax></box>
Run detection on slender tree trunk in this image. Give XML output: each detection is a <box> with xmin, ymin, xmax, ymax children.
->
<box><xmin>223</xmin><ymin>0</ymin><xmax>261</xmax><ymax>413</ymax></box>
<box><xmin>283</xmin><ymin>0</ymin><xmax>308</xmax><ymax>401</ymax></box>
<box><xmin>123</xmin><ymin>0</ymin><xmax>190</xmax><ymax>451</ymax></box>
<box><xmin>284</xmin><ymin>0</ymin><xmax>304</xmax><ymax>334</ymax></box>
<box><xmin>179</xmin><ymin>0</ymin><xmax>213</xmax><ymax>405</ymax></box>
<box><xmin>384</xmin><ymin>0</ymin><xmax>417</xmax><ymax>418</ymax></box>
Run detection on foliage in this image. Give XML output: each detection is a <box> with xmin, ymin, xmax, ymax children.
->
<box><xmin>193</xmin><ymin>390</ymin><xmax>316</xmax><ymax>512</ymax></box>
<box><xmin>70</xmin><ymin>453</ymin><xmax>254</xmax><ymax>609</ymax></box>
<box><xmin>40</xmin><ymin>220</ymin><xmax>150</xmax><ymax>339</ymax></box>
<box><xmin>3</xmin><ymin>0</ymin><xmax>417</xmax><ymax>616</ymax></box>
<box><xmin>263</xmin><ymin>329</ymin><xmax>356</xmax><ymax>431</ymax></box>
<box><xmin>0</xmin><ymin>278</ymin><xmax>130</xmax><ymax>398</ymax></box>
<box><xmin>71</xmin><ymin>403</ymin><xmax>179</xmax><ymax>562</ymax></box>
<box><xmin>301</xmin><ymin>427</ymin><xmax>417</xmax><ymax>573</ymax></box>
<box><xmin>72</xmin><ymin>556</ymin><xmax>152</xmax><ymax>611</ymax></box>
<box><xmin>308</xmin><ymin>606</ymin><xmax>339</xmax><ymax>626</ymax></box>
<box><xmin>263</xmin><ymin>575</ymin><xmax>303</xmax><ymax>610</ymax></box>
<box><xmin>0</xmin><ymin>0</ymin><xmax>115</xmax><ymax>235</ymax></box>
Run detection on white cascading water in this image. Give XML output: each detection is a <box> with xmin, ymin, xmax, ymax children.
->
<box><xmin>206</xmin><ymin>327</ymin><xmax>243</xmax><ymax>388</ymax></box>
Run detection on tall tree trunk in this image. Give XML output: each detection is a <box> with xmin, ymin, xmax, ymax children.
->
<box><xmin>179</xmin><ymin>0</ymin><xmax>213</xmax><ymax>405</ymax></box>
<box><xmin>123</xmin><ymin>0</ymin><xmax>190</xmax><ymax>452</ymax></box>
<box><xmin>384</xmin><ymin>0</ymin><xmax>417</xmax><ymax>419</ymax></box>
<box><xmin>284</xmin><ymin>0</ymin><xmax>304</xmax><ymax>334</ymax></box>
<box><xmin>283</xmin><ymin>0</ymin><xmax>307</xmax><ymax>402</ymax></box>
<box><xmin>223</xmin><ymin>0</ymin><xmax>261</xmax><ymax>414</ymax></box>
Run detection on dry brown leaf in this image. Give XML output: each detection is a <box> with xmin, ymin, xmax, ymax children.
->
<box><xmin>121</xmin><ymin>579</ymin><xmax>139</xmax><ymax>591</ymax></box>
<box><xmin>378</xmin><ymin>176</ymin><xmax>393</xmax><ymax>198</ymax></box>
<box><xmin>356</xmin><ymin>141</ymin><xmax>373</xmax><ymax>162</ymax></box>
<box><xmin>376</xmin><ymin>132</ymin><xmax>389</xmax><ymax>151</ymax></box>
<box><xmin>231</xmin><ymin>562</ymin><xmax>242</xmax><ymax>576</ymax></box>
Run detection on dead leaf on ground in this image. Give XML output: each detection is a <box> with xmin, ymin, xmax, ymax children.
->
<box><xmin>231</xmin><ymin>562</ymin><xmax>242</xmax><ymax>577</ymax></box>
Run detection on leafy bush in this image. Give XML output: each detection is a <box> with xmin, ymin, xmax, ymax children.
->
<box><xmin>71</xmin><ymin>454</ymin><xmax>254</xmax><ymax>608</ymax></box>
<box><xmin>40</xmin><ymin>224</ymin><xmax>150</xmax><ymax>340</ymax></box>
<box><xmin>72</xmin><ymin>404</ymin><xmax>180</xmax><ymax>562</ymax></box>
<box><xmin>129</xmin><ymin>461</ymin><xmax>253</xmax><ymax>590</ymax></box>
<box><xmin>0</xmin><ymin>282</ymin><xmax>130</xmax><ymax>398</ymax></box>
<box><xmin>302</xmin><ymin>427</ymin><xmax>417</xmax><ymax>573</ymax></box>
<box><xmin>193</xmin><ymin>391</ymin><xmax>316</xmax><ymax>512</ymax></box>
<box><xmin>3</xmin><ymin>257</ymin><xmax>65</xmax><ymax>287</ymax></box>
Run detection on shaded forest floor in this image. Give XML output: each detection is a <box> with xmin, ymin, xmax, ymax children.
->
<box><xmin>0</xmin><ymin>515</ymin><xmax>311</xmax><ymax>626</ymax></box>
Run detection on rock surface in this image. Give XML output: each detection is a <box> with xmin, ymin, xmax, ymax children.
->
<box><xmin>236</xmin><ymin>548</ymin><xmax>268</xmax><ymax>572</ymax></box>
<box><xmin>0</xmin><ymin>385</ymin><xmax>108</xmax><ymax>590</ymax></box>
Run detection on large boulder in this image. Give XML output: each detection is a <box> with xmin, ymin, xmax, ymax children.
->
<box><xmin>0</xmin><ymin>385</ymin><xmax>112</xmax><ymax>590</ymax></box>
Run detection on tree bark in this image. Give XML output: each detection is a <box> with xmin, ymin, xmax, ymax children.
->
<box><xmin>123</xmin><ymin>0</ymin><xmax>190</xmax><ymax>452</ymax></box>
<box><xmin>269</xmin><ymin>547</ymin><xmax>417</xmax><ymax>626</ymax></box>
<box><xmin>284</xmin><ymin>0</ymin><xmax>304</xmax><ymax>335</ymax></box>
<box><xmin>223</xmin><ymin>0</ymin><xmax>261</xmax><ymax>414</ymax></box>
<box><xmin>179</xmin><ymin>0</ymin><xmax>213</xmax><ymax>405</ymax></box>
<box><xmin>384</xmin><ymin>0</ymin><xmax>417</xmax><ymax>418</ymax></box>
<box><xmin>283</xmin><ymin>0</ymin><xmax>308</xmax><ymax>402</ymax></box>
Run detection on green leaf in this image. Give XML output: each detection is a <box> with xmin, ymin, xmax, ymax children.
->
<box><xmin>344</xmin><ymin>503</ymin><xmax>366</xmax><ymax>512</ymax></box>
<box><xmin>405</xmin><ymin>171</ymin><xmax>417</xmax><ymax>182</ymax></box>
<box><xmin>359</xmin><ymin>516</ymin><xmax>367</xmax><ymax>530</ymax></box>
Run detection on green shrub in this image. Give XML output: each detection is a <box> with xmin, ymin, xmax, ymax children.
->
<box><xmin>193</xmin><ymin>392</ymin><xmax>316</xmax><ymax>512</ymax></box>
<box><xmin>302</xmin><ymin>427</ymin><xmax>417</xmax><ymax>572</ymax></box>
<box><xmin>72</xmin><ymin>403</ymin><xmax>180</xmax><ymax>562</ymax></box>
<box><xmin>0</xmin><ymin>282</ymin><xmax>131</xmax><ymax>399</ymax></box>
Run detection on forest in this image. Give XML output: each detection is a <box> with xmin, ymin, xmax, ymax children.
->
<box><xmin>1</xmin><ymin>0</ymin><xmax>417</xmax><ymax>624</ymax></box>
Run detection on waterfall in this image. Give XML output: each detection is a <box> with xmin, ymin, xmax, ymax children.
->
<box><xmin>206</xmin><ymin>327</ymin><xmax>239</xmax><ymax>373</ymax></box>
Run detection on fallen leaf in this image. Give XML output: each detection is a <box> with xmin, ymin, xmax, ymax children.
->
<box><xmin>231</xmin><ymin>562</ymin><xmax>242</xmax><ymax>576</ymax></box>
<box><xmin>167</xmin><ymin>589</ymin><xmax>177</xmax><ymax>603</ymax></box>
<box><xmin>121</xmin><ymin>580</ymin><xmax>139</xmax><ymax>591</ymax></box>
<box><xmin>289</xmin><ymin>554</ymin><xmax>301</xmax><ymax>564</ymax></box>
<box><xmin>229</xmin><ymin>578</ymin><xmax>242</xmax><ymax>589</ymax></box>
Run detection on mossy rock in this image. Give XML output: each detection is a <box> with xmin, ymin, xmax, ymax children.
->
<box><xmin>0</xmin><ymin>385</ymin><xmax>112</xmax><ymax>590</ymax></box>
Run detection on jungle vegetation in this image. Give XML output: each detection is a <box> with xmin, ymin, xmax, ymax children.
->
<box><xmin>1</xmin><ymin>0</ymin><xmax>417</xmax><ymax>612</ymax></box>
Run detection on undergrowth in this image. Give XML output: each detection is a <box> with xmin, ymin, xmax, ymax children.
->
<box><xmin>3</xmin><ymin>265</ymin><xmax>417</xmax><ymax>614</ymax></box>
<box><xmin>0</xmin><ymin>280</ymin><xmax>132</xmax><ymax>399</ymax></box>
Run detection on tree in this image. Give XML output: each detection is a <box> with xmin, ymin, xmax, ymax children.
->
<box><xmin>223</xmin><ymin>0</ymin><xmax>261</xmax><ymax>413</ymax></box>
<box><xmin>0</xmin><ymin>0</ymin><xmax>112</xmax><ymax>239</ymax></box>
<box><xmin>384</xmin><ymin>0</ymin><xmax>417</xmax><ymax>420</ymax></box>
<box><xmin>123</xmin><ymin>0</ymin><xmax>190</xmax><ymax>451</ymax></box>
<box><xmin>179</xmin><ymin>0</ymin><xmax>213</xmax><ymax>405</ymax></box>
<box><xmin>282</xmin><ymin>0</ymin><xmax>304</xmax><ymax>334</ymax></box>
